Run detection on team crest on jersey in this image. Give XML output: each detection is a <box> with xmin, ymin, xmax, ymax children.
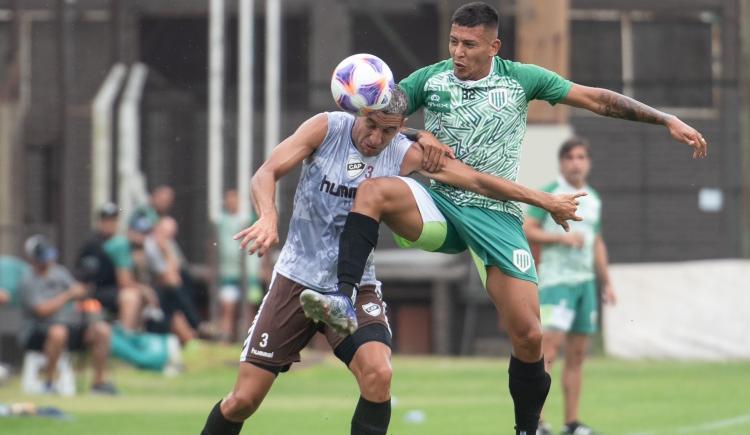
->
<box><xmin>512</xmin><ymin>249</ymin><xmax>533</xmax><ymax>273</ymax></box>
<box><xmin>347</xmin><ymin>155</ymin><xmax>366</xmax><ymax>179</ymax></box>
<box><xmin>362</xmin><ymin>302</ymin><xmax>382</xmax><ymax>317</ymax></box>
<box><xmin>488</xmin><ymin>88</ymin><xmax>508</xmax><ymax>110</ymax></box>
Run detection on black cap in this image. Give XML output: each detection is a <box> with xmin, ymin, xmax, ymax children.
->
<box><xmin>98</xmin><ymin>202</ymin><xmax>120</xmax><ymax>219</ymax></box>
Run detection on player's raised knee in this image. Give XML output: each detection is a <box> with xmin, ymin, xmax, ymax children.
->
<box><xmin>354</xmin><ymin>178</ymin><xmax>388</xmax><ymax>208</ymax></box>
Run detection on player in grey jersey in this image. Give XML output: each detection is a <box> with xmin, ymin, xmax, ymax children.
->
<box><xmin>200</xmin><ymin>107</ymin><xmax>582</xmax><ymax>435</ymax></box>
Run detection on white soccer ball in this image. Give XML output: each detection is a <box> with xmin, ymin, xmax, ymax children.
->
<box><xmin>331</xmin><ymin>53</ymin><xmax>395</xmax><ymax>115</ymax></box>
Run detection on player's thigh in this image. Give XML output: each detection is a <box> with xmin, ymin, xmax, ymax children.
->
<box><xmin>355</xmin><ymin>176</ymin><xmax>424</xmax><ymax>241</ymax></box>
<box><xmin>385</xmin><ymin>177</ymin><xmax>465</xmax><ymax>253</ymax></box>
<box><xmin>485</xmin><ymin>266</ymin><xmax>541</xmax><ymax>337</ymax></box>
<box><xmin>239</xmin><ymin>273</ymin><xmax>318</xmax><ymax>374</ymax></box>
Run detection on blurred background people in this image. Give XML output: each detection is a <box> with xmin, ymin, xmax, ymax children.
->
<box><xmin>19</xmin><ymin>235</ymin><xmax>117</xmax><ymax>395</ymax></box>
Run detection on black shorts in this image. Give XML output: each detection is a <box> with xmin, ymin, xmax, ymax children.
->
<box><xmin>25</xmin><ymin>324</ymin><xmax>88</xmax><ymax>352</ymax></box>
<box><xmin>240</xmin><ymin>273</ymin><xmax>391</xmax><ymax>373</ymax></box>
<box><xmin>94</xmin><ymin>285</ymin><xmax>120</xmax><ymax>315</ymax></box>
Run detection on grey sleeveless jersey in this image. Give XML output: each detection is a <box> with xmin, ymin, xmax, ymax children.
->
<box><xmin>274</xmin><ymin>112</ymin><xmax>413</xmax><ymax>293</ymax></box>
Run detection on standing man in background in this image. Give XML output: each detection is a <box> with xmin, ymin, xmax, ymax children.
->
<box><xmin>524</xmin><ymin>138</ymin><xmax>616</xmax><ymax>435</ymax></box>
<box><xmin>217</xmin><ymin>190</ymin><xmax>262</xmax><ymax>343</ymax></box>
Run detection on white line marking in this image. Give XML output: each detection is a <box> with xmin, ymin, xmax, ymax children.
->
<box><xmin>623</xmin><ymin>413</ymin><xmax>750</xmax><ymax>435</ymax></box>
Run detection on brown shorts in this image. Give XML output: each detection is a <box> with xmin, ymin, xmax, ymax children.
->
<box><xmin>240</xmin><ymin>273</ymin><xmax>390</xmax><ymax>372</ymax></box>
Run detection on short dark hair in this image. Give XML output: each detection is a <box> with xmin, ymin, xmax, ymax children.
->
<box><xmin>451</xmin><ymin>2</ymin><xmax>500</xmax><ymax>36</ymax></box>
<box><xmin>558</xmin><ymin>137</ymin><xmax>590</xmax><ymax>160</ymax></box>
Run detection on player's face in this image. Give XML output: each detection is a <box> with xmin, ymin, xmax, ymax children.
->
<box><xmin>560</xmin><ymin>146</ymin><xmax>591</xmax><ymax>186</ymax></box>
<box><xmin>353</xmin><ymin>112</ymin><xmax>405</xmax><ymax>157</ymax></box>
<box><xmin>98</xmin><ymin>217</ymin><xmax>118</xmax><ymax>237</ymax></box>
<box><xmin>449</xmin><ymin>24</ymin><xmax>501</xmax><ymax>81</ymax></box>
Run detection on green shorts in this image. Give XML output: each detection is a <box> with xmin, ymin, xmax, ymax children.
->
<box><xmin>392</xmin><ymin>177</ymin><xmax>537</xmax><ymax>286</ymax></box>
<box><xmin>539</xmin><ymin>280</ymin><xmax>598</xmax><ymax>334</ymax></box>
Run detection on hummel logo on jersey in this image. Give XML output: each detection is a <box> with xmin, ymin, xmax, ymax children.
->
<box><xmin>512</xmin><ymin>249</ymin><xmax>533</xmax><ymax>273</ymax></box>
<box><xmin>320</xmin><ymin>175</ymin><xmax>357</xmax><ymax>199</ymax></box>
<box><xmin>250</xmin><ymin>348</ymin><xmax>274</xmax><ymax>358</ymax></box>
<box><xmin>347</xmin><ymin>155</ymin><xmax>366</xmax><ymax>179</ymax></box>
<box><xmin>362</xmin><ymin>302</ymin><xmax>381</xmax><ymax>317</ymax></box>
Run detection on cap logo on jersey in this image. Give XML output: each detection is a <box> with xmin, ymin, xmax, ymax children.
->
<box><xmin>488</xmin><ymin>88</ymin><xmax>508</xmax><ymax>111</ymax></box>
<box><xmin>347</xmin><ymin>155</ymin><xmax>366</xmax><ymax>179</ymax></box>
<box><xmin>362</xmin><ymin>302</ymin><xmax>381</xmax><ymax>317</ymax></box>
<box><xmin>512</xmin><ymin>249</ymin><xmax>533</xmax><ymax>273</ymax></box>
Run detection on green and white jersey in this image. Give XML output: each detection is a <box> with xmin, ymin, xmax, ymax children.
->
<box><xmin>527</xmin><ymin>177</ymin><xmax>602</xmax><ymax>287</ymax></box>
<box><xmin>399</xmin><ymin>57</ymin><xmax>572</xmax><ymax>221</ymax></box>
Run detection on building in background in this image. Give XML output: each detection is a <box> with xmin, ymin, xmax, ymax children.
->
<box><xmin>0</xmin><ymin>0</ymin><xmax>748</xmax><ymax>354</ymax></box>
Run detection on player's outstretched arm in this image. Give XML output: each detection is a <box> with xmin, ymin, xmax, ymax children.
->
<box><xmin>401</xmin><ymin>144</ymin><xmax>583</xmax><ymax>230</ymax></box>
<box><xmin>561</xmin><ymin>84</ymin><xmax>708</xmax><ymax>159</ymax></box>
<box><xmin>235</xmin><ymin>113</ymin><xmax>328</xmax><ymax>257</ymax></box>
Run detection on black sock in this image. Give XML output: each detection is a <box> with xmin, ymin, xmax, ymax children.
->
<box><xmin>351</xmin><ymin>397</ymin><xmax>391</xmax><ymax>435</ymax></box>
<box><xmin>508</xmin><ymin>355</ymin><xmax>551</xmax><ymax>434</ymax></box>
<box><xmin>201</xmin><ymin>400</ymin><xmax>244</xmax><ymax>435</ymax></box>
<box><xmin>337</xmin><ymin>212</ymin><xmax>380</xmax><ymax>299</ymax></box>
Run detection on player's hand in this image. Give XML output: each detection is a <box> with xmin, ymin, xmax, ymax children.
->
<box><xmin>234</xmin><ymin>216</ymin><xmax>279</xmax><ymax>257</ymax></box>
<box><xmin>415</xmin><ymin>131</ymin><xmax>455</xmax><ymax>173</ymax></box>
<box><xmin>601</xmin><ymin>282</ymin><xmax>617</xmax><ymax>305</ymax></box>
<box><xmin>558</xmin><ymin>232</ymin><xmax>585</xmax><ymax>248</ymax></box>
<box><xmin>67</xmin><ymin>283</ymin><xmax>89</xmax><ymax>300</ymax></box>
<box><xmin>666</xmin><ymin>116</ymin><xmax>708</xmax><ymax>159</ymax></box>
<box><xmin>547</xmin><ymin>192</ymin><xmax>585</xmax><ymax>232</ymax></box>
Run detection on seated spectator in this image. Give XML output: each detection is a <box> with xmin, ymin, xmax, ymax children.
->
<box><xmin>19</xmin><ymin>235</ymin><xmax>116</xmax><ymax>395</ymax></box>
<box><xmin>132</xmin><ymin>185</ymin><xmax>175</xmax><ymax>228</ymax></box>
<box><xmin>75</xmin><ymin>203</ymin><xmax>144</xmax><ymax>331</ymax></box>
<box><xmin>0</xmin><ymin>255</ymin><xmax>27</xmax><ymax>382</ymax></box>
<box><xmin>144</xmin><ymin>217</ymin><xmax>203</xmax><ymax>344</ymax></box>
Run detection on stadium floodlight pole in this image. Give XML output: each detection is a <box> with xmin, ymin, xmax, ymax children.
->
<box><xmin>265</xmin><ymin>0</ymin><xmax>281</xmax><ymax>206</ymax></box>
<box><xmin>91</xmin><ymin>63</ymin><xmax>126</xmax><ymax>224</ymax></box>
<box><xmin>208</xmin><ymin>0</ymin><xmax>226</xmax><ymax>225</ymax></box>
<box><xmin>238</xmin><ymin>0</ymin><xmax>256</xmax><ymax>335</ymax></box>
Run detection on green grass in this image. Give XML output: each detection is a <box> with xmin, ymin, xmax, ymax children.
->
<box><xmin>1</xmin><ymin>343</ymin><xmax>749</xmax><ymax>434</ymax></box>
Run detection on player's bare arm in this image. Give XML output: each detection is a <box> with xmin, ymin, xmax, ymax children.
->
<box><xmin>594</xmin><ymin>234</ymin><xmax>616</xmax><ymax>305</ymax></box>
<box><xmin>235</xmin><ymin>113</ymin><xmax>328</xmax><ymax>257</ymax></box>
<box><xmin>523</xmin><ymin>217</ymin><xmax>584</xmax><ymax>247</ymax></box>
<box><xmin>399</xmin><ymin>143</ymin><xmax>584</xmax><ymax>231</ymax></box>
<box><xmin>562</xmin><ymin>84</ymin><xmax>708</xmax><ymax>159</ymax></box>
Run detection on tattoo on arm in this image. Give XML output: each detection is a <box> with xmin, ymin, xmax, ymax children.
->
<box><xmin>598</xmin><ymin>90</ymin><xmax>669</xmax><ymax>125</ymax></box>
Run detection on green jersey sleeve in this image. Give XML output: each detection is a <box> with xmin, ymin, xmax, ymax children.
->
<box><xmin>103</xmin><ymin>235</ymin><xmax>134</xmax><ymax>270</ymax></box>
<box><xmin>398</xmin><ymin>59</ymin><xmax>453</xmax><ymax>115</ymax></box>
<box><xmin>513</xmin><ymin>63</ymin><xmax>572</xmax><ymax>105</ymax></box>
<box><xmin>526</xmin><ymin>182</ymin><xmax>559</xmax><ymax>222</ymax></box>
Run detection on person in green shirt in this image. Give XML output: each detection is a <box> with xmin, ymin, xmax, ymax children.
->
<box><xmin>525</xmin><ymin>138</ymin><xmax>616</xmax><ymax>435</ymax></box>
<box><xmin>308</xmin><ymin>3</ymin><xmax>707</xmax><ymax>434</ymax></box>
<box><xmin>0</xmin><ymin>255</ymin><xmax>29</xmax><ymax>306</ymax></box>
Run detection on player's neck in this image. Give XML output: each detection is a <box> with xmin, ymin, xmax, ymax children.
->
<box><xmin>562</xmin><ymin>175</ymin><xmax>586</xmax><ymax>189</ymax></box>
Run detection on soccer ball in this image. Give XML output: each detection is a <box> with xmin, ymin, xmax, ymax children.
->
<box><xmin>331</xmin><ymin>53</ymin><xmax>395</xmax><ymax>115</ymax></box>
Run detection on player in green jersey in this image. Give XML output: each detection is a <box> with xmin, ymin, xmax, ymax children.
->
<box><xmin>311</xmin><ymin>3</ymin><xmax>707</xmax><ymax>434</ymax></box>
<box><xmin>525</xmin><ymin>138</ymin><xmax>616</xmax><ymax>435</ymax></box>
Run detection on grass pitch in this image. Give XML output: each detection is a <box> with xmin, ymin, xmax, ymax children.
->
<box><xmin>0</xmin><ymin>343</ymin><xmax>748</xmax><ymax>434</ymax></box>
